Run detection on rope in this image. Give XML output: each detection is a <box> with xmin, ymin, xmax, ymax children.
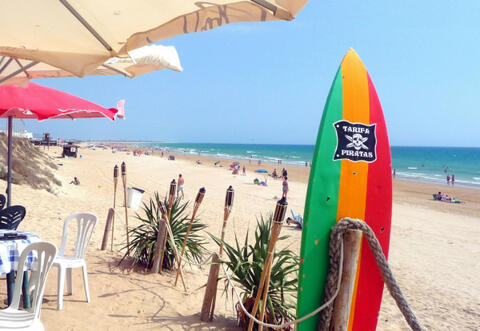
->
<box><xmin>318</xmin><ymin>218</ymin><xmax>423</xmax><ymax>331</ymax></box>
<box><xmin>219</xmin><ymin>218</ymin><xmax>423</xmax><ymax>331</ymax></box>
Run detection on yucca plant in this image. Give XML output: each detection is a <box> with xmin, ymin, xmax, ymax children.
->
<box><xmin>211</xmin><ymin>214</ymin><xmax>299</xmax><ymax>330</ymax></box>
<box><xmin>122</xmin><ymin>192</ymin><xmax>208</xmax><ymax>270</ymax></box>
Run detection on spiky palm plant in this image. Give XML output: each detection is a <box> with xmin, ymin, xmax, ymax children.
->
<box><xmin>122</xmin><ymin>192</ymin><xmax>207</xmax><ymax>270</ymax></box>
<box><xmin>211</xmin><ymin>214</ymin><xmax>299</xmax><ymax>330</ymax></box>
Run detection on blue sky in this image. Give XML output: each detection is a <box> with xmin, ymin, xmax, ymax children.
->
<box><xmin>23</xmin><ymin>1</ymin><xmax>480</xmax><ymax>147</ymax></box>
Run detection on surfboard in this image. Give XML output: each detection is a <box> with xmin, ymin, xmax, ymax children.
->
<box><xmin>296</xmin><ymin>49</ymin><xmax>392</xmax><ymax>331</ymax></box>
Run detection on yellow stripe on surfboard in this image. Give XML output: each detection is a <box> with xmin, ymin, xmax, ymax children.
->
<box><xmin>337</xmin><ymin>49</ymin><xmax>370</xmax><ymax>330</ymax></box>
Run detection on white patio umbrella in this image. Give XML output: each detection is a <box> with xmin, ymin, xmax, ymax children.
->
<box><xmin>0</xmin><ymin>0</ymin><xmax>307</xmax><ymax>77</ymax></box>
<box><xmin>0</xmin><ymin>44</ymin><xmax>183</xmax><ymax>86</ymax></box>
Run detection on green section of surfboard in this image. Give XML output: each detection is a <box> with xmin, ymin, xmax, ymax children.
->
<box><xmin>297</xmin><ymin>68</ymin><xmax>343</xmax><ymax>330</ymax></box>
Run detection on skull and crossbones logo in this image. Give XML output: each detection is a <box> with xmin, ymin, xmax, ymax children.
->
<box><xmin>345</xmin><ymin>133</ymin><xmax>368</xmax><ymax>150</ymax></box>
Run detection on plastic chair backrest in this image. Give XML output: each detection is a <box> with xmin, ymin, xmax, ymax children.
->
<box><xmin>0</xmin><ymin>194</ymin><xmax>6</xmax><ymax>210</ymax></box>
<box><xmin>10</xmin><ymin>242</ymin><xmax>57</xmax><ymax>320</ymax></box>
<box><xmin>59</xmin><ymin>213</ymin><xmax>98</xmax><ymax>259</ymax></box>
<box><xmin>0</xmin><ymin>205</ymin><xmax>26</xmax><ymax>230</ymax></box>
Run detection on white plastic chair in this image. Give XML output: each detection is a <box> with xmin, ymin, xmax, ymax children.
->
<box><xmin>52</xmin><ymin>213</ymin><xmax>97</xmax><ymax>310</ymax></box>
<box><xmin>0</xmin><ymin>242</ymin><xmax>57</xmax><ymax>331</ymax></box>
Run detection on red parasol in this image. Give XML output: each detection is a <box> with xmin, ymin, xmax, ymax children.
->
<box><xmin>0</xmin><ymin>82</ymin><xmax>124</xmax><ymax>206</ymax></box>
<box><xmin>0</xmin><ymin>82</ymin><xmax>123</xmax><ymax>121</ymax></box>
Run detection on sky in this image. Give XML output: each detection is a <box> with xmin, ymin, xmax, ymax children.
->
<box><xmin>20</xmin><ymin>1</ymin><xmax>480</xmax><ymax>147</ymax></box>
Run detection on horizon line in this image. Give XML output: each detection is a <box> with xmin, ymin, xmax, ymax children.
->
<box><xmin>71</xmin><ymin>139</ymin><xmax>480</xmax><ymax>149</ymax></box>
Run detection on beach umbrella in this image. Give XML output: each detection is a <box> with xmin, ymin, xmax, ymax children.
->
<box><xmin>0</xmin><ymin>44</ymin><xmax>183</xmax><ymax>86</ymax></box>
<box><xmin>0</xmin><ymin>0</ymin><xmax>308</xmax><ymax>77</ymax></box>
<box><xmin>0</xmin><ymin>82</ymin><xmax>123</xmax><ymax>206</ymax></box>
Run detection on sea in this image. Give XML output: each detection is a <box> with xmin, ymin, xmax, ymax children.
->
<box><xmin>138</xmin><ymin>143</ymin><xmax>480</xmax><ymax>189</ymax></box>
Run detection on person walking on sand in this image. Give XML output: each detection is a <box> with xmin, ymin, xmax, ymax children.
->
<box><xmin>178</xmin><ymin>174</ymin><xmax>185</xmax><ymax>199</ymax></box>
<box><xmin>452</xmin><ymin>174</ymin><xmax>455</xmax><ymax>186</ymax></box>
<box><xmin>242</xmin><ymin>165</ymin><xmax>246</xmax><ymax>176</ymax></box>
<box><xmin>282</xmin><ymin>176</ymin><xmax>289</xmax><ymax>199</ymax></box>
<box><xmin>446</xmin><ymin>174</ymin><xmax>450</xmax><ymax>185</ymax></box>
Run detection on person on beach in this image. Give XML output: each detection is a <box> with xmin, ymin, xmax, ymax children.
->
<box><xmin>447</xmin><ymin>175</ymin><xmax>450</xmax><ymax>185</ymax></box>
<box><xmin>282</xmin><ymin>176</ymin><xmax>289</xmax><ymax>199</ymax></box>
<box><xmin>69</xmin><ymin>177</ymin><xmax>80</xmax><ymax>185</ymax></box>
<box><xmin>272</xmin><ymin>169</ymin><xmax>278</xmax><ymax>179</ymax></box>
<box><xmin>282</xmin><ymin>168</ymin><xmax>288</xmax><ymax>179</ymax></box>
<box><xmin>178</xmin><ymin>174</ymin><xmax>185</xmax><ymax>199</ymax></box>
<box><xmin>242</xmin><ymin>166</ymin><xmax>246</xmax><ymax>176</ymax></box>
<box><xmin>452</xmin><ymin>174</ymin><xmax>455</xmax><ymax>186</ymax></box>
<box><xmin>286</xmin><ymin>216</ymin><xmax>303</xmax><ymax>229</ymax></box>
<box><xmin>393</xmin><ymin>168</ymin><xmax>396</xmax><ymax>178</ymax></box>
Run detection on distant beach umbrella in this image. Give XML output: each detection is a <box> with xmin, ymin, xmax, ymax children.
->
<box><xmin>0</xmin><ymin>44</ymin><xmax>183</xmax><ymax>86</ymax></box>
<box><xmin>0</xmin><ymin>1</ymin><xmax>308</xmax><ymax>78</ymax></box>
<box><xmin>0</xmin><ymin>82</ymin><xmax>123</xmax><ymax>206</ymax></box>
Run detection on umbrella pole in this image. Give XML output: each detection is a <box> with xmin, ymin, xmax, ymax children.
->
<box><xmin>6</xmin><ymin>116</ymin><xmax>12</xmax><ymax>207</ymax></box>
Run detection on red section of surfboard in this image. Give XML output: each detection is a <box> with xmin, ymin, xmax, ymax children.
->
<box><xmin>351</xmin><ymin>73</ymin><xmax>392</xmax><ymax>331</ymax></box>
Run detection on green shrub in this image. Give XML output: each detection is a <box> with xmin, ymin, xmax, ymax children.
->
<box><xmin>123</xmin><ymin>192</ymin><xmax>207</xmax><ymax>270</ymax></box>
<box><xmin>211</xmin><ymin>214</ymin><xmax>299</xmax><ymax>330</ymax></box>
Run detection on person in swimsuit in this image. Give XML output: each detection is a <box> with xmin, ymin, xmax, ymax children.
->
<box><xmin>178</xmin><ymin>174</ymin><xmax>185</xmax><ymax>199</ymax></box>
<box><xmin>282</xmin><ymin>176</ymin><xmax>289</xmax><ymax>199</ymax></box>
<box><xmin>69</xmin><ymin>177</ymin><xmax>80</xmax><ymax>185</ymax></box>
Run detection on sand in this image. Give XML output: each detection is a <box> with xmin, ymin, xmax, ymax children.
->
<box><xmin>0</xmin><ymin>146</ymin><xmax>478</xmax><ymax>330</ymax></box>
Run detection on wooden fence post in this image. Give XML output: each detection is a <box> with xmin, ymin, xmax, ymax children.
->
<box><xmin>331</xmin><ymin>229</ymin><xmax>363</xmax><ymax>331</ymax></box>
<box><xmin>101</xmin><ymin>208</ymin><xmax>115</xmax><ymax>250</ymax></box>
<box><xmin>152</xmin><ymin>219</ymin><xmax>167</xmax><ymax>274</ymax></box>
<box><xmin>200</xmin><ymin>252</ymin><xmax>220</xmax><ymax>321</ymax></box>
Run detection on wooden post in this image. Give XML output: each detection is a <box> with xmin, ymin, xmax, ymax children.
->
<box><xmin>101</xmin><ymin>208</ymin><xmax>115</xmax><ymax>250</ymax></box>
<box><xmin>203</xmin><ymin>185</ymin><xmax>234</xmax><ymax>321</ymax></box>
<box><xmin>331</xmin><ymin>230</ymin><xmax>363</xmax><ymax>331</ymax></box>
<box><xmin>121</xmin><ymin>162</ymin><xmax>130</xmax><ymax>255</ymax></box>
<box><xmin>159</xmin><ymin>179</ymin><xmax>176</xmax><ymax>272</ymax></box>
<box><xmin>174</xmin><ymin>188</ymin><xmax>206</xmax><ymax>287</ymax></box>
<box><xmin>248</xmin><ymin>197</ymin><xmax>287</xmax><ymax>331</ymax></box>
<box><xmin>200</xmin><ymin>252</ymin><xmax>220</xmax><ymax>321</ymax></box>
<box><xmin>152</xmin><ymin>219</ymin><xmax>167</xmax><ymax>274</ymax></box>
<box><xmin>111</xmin><ymin>165</ymin><xmax>118</xmax><ymax>251</ymax></box>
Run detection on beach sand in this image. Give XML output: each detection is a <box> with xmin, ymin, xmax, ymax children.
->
<box><xmin>0</xmin><ymin>146</ymin><xmax>478</xmax><ymax>330</ymax></box>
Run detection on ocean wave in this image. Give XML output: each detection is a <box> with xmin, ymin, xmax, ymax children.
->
<box><xmin>408</xmin><ymin>167</ymin><xmax>418</xmax><ymax>170</ymax></box>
